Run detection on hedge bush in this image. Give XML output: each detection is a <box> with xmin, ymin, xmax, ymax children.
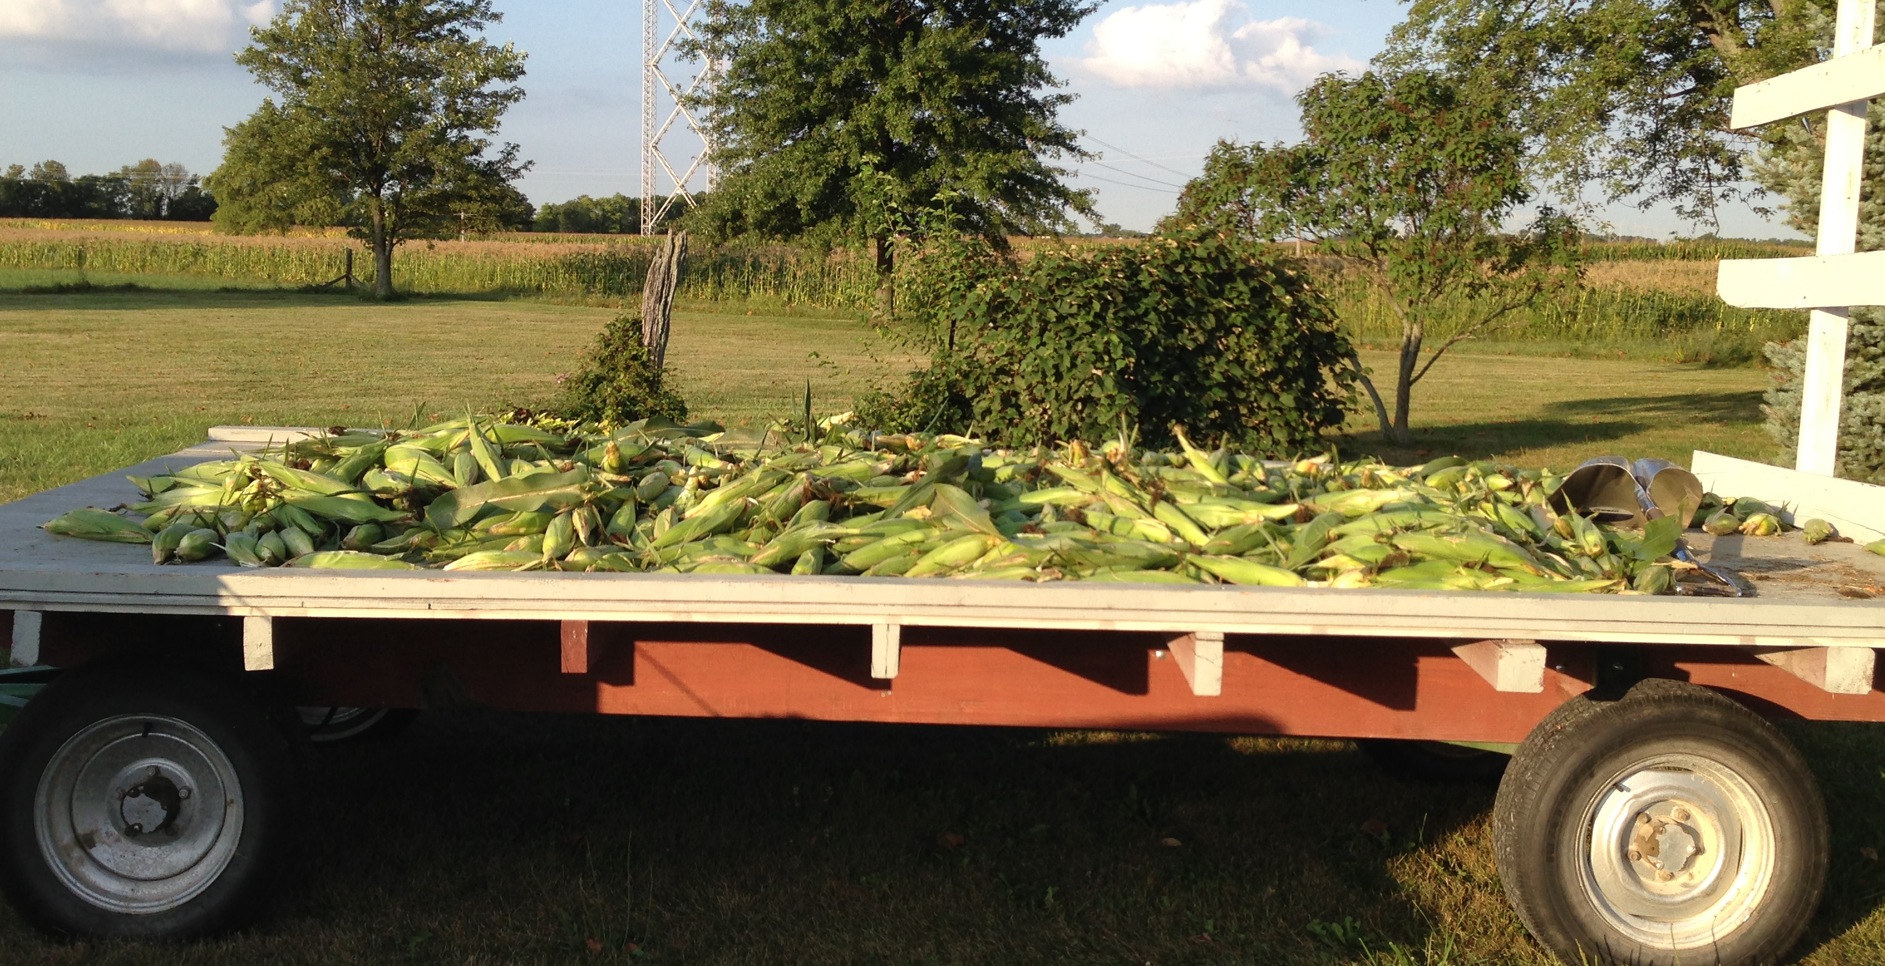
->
<box><xmin>861</xmin><ymin>228</ymin><xmax>1356</xmax><ymax>453</ymax></box>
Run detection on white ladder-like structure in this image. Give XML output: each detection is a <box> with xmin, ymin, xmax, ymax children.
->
<box><xmin>1700</xmin><ymin>0</ymin><xmax>1885</xmax><ymax>539</ymax></box>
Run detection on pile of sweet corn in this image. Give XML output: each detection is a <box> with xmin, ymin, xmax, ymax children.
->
<box><xmin>44</xmin><ymin>416</ymin><xmax>1872</xmax><ymax>591</ymax></box>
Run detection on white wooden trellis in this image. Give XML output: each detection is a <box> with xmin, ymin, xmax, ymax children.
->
<box><xmin>1696</xmin><ymin>0</ymin><xmax>1885</xmax><ymax>540</ymax></box>
<box><xmin>1716</xmin><ymin>0</ymin><xmax>1881</xmax><ymax>475</ymax></box>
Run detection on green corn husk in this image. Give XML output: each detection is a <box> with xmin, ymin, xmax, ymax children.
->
<box><xmin>280</xmin><ymin>526</ymin><xmax>317</xmax><ymax>559</ymax></box>
<box><xmin>1866</xmin><ymin>539</ymin><xmax>1885</xmax><ymax>557</ymax></box>
<box><xmin>174</xmin><ymin>528</ymin><xmax>221</xmax><ymax>562</ymax></box>
<box><xmin>290</xmin><ymin>550</ymin><xmax>422</xmax><ymax>570</ymax></box>
<box><xmin>43</xmin><ymin>508</ymin><xmax>153</xmax><ymax>544</ymax></box>
<box><xmin>1702</xmin><ymin>510</ymin><xmax>1740</xmax><ymax>536</ymax></box>
<box><xmin>152</xmin><ymin>522</ymin><xmax>195</xmax><ymax>564</ymax></box>
<box><xmin>1802</xmin><ymin>518</ymin><xmax>1837</xmax><ymax>545</ymax></box>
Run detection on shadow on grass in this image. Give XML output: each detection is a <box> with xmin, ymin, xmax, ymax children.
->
<box><xmin>1339</xmin><ymin>390</ymin><xmax>1766</xmax><ymax>464</ymax></box>
<box><xmin>0</xmin><ymin>712</ymin><xmax>1523</xmax><ymax>965</ymax></box>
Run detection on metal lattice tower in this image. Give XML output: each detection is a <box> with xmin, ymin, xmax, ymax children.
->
<box><xmin>641</xmin><ymin>0</ymin><xmax>716</xmax><ymax>235</ymax></box>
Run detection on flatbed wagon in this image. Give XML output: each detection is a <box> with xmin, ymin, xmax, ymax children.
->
<box><xmin>2</xmin><ymin>429</ymin><xmax>1882</xmax><ymax>964</ymax></box>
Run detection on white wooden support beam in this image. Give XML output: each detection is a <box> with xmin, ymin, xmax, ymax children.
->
<box><xmin>242</xmin><ymin>614</ymin><xmax>274</xmax><ymax>672</ymax></box>
<box><xmin>1718</xmin><ymin>0</ymin><xmax>1878</xmax><ymax>476</ymax></box>
<box><xmin>1690</xmin><ymin>451</ymin><xmax>1885</xmax><ymax>542</ymax></box>
<box><xmin>1717</xmin><ymin>251</ymin><xmax>1885</xmax><ymax>309</ymax></box>
<box><xmin>1751</xmin><ymin>645</ymin><xmax>1875</xmax><ymax>695</ymax></box>
<box><xmin>1168</xmin><ymin>631</ymin><xmax>1223</xmax><ymax>697</ymax></box>
<box><xmin>870</xmin><ymin>622</ymin><xmax>901</xmax><ymax>680</ymax></box>
<box><xmin>1451</xmin><ymin>639</ymin><xmax>1546</xmax><ymax>693</ymax></box>
<box><xmin>1730</xmin><ymin>42</ymin><xmax>1885</xmax><ymax>128</ymax></box>
<box><xmin>9</xmin><ymin>610</ymin><xmax>42</xmax><ymax>667</ymax></box>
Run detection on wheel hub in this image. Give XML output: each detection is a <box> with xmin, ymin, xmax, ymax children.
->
<box><xmin>1580</xmin><ymin>756</ymin><xmax>1775</xmax><ymax>949</ymax></box>
<box><xmin>118</xmin><ymin>768</ymin><xmax>188</xmax><ymax>838</ymax></box>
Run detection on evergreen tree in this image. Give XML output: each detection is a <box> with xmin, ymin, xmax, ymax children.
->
<box><xmin>1756</xmin><ymin>0</ymin><xmax>1885</xmax><ymax>480</ymax></box>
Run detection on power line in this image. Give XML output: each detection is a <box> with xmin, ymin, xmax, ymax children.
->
<box><xmin>1076</xmin><ymin>171</ymin><xmax>1180</xmax><ymax>194</ymax></box>
<box><xmin>1085</xmin><ymin>159</ymin><xmax>1187</xmax><ymax>191</ymax></box>
<box><xmin>1083</xmin><ymin>136</ymin><xmax>1196</xmax><ymax>180</ymax></box>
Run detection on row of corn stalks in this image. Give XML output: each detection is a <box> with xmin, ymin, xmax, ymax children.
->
<box><xmin>45</xmin><ymin>418</ymin><xmax>1875</xmax><ymax>591</ymax></box>
<box><xmin>0</xmin><ymin>233</ymin><xmax>881</xmax><ymax>306</ymax></box>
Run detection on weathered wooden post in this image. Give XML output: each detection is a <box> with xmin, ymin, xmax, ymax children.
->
<box><xmin>640</xmin><ymin>230</ymin><xmax>687</xmax><ymax>369</ymax></box>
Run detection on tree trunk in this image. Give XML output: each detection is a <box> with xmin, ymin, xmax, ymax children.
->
<box><xmin>640</xmin><ymin>231</ymin><xmax>687</xmax><ymax>370</ymax></box>
<box><xmin>1391</xmin><ymin>325</ymin><xmax>1422</xmax><ymax>445</ymax></box>
<box><xmin>872</xmin><ymin>234</ymin><xmax>895</xmax><ymax>322</ymax></box>
<box><xmin>370</xmin><ymin>202</ymin><xmax>394</xmax><ymax>300</ymax></box>
<box><xmin>1348</xmin><ymin>352</ymin><xmax>1394</xmax><ymax>441</ymax></box>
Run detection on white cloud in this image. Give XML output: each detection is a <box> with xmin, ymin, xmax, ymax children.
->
<box><xmin>1082</xmin><ymin>0</ymin><xmax>1362</xmax><ymax>94</ymax></box>
<box><xmin>0</xmin><ymin>0</ymin><xmax>274</xmax><ymax>56</ymax></box>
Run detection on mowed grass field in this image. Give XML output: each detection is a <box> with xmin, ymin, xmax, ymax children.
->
<box><xmin>0</xmin><ymin>281</ymin><xmax>1880</xmax><ymax>965</ymax></box>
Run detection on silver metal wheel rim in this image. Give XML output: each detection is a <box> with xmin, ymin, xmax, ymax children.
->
<box><xmin>33</xmin><ymin>714</ymin><xmax>243</xmax><ymax>915</ymax></box>
<box><xmin>1579</xmin><ymin>752</ymin><xmax>1775</xmax><ymax>949</ymax></box>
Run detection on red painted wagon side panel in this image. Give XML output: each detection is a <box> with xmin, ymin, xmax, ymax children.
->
<box><xmin>268</xmin><ymin>621</ymin><xmax>1597</xmax><ymax>743</ymax></box>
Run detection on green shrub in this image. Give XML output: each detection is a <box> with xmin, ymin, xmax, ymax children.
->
<box><xmin>555</xmin><ymin>311</ymin><xmax>688</xmax><ymax>424</ymax></box>
<box><xmin>1763</xmin><ymin>308</ymin><xmax>1885</xmax><ymax>483</ymax></box>
<box><xmin>864</xmin><ymin>228</ymin><xmax>1356</xmax><ymax>453</ymax></box>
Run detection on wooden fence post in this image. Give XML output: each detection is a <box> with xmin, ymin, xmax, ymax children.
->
<box><xmin>641</xmin><ymin>230</ymin><xmax>687</xmax><ymax>369</ymax></box>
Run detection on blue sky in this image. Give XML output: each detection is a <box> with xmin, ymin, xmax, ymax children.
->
<box><xmin>0</xmin><ymin>0</ymin><xmax>1793</xmax><ymax>238</ymax></box>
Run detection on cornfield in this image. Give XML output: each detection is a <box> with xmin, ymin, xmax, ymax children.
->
<box><xmin>0</xmin><ymin>227</ymin><xmax>882</xmax><ymax>307</ymax></box>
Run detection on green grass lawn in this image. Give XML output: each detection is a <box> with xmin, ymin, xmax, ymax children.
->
<box><xmin>0</xmin><ymin>283</ymin><xmax>1778</xmax><ymax>502</ymax></box>
<box><xmin>0</xmin><ymin>283</ymin><xmax>1876</xmax><ymax>965</ymax></box>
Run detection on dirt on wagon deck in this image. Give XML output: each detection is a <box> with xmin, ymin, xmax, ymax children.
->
<box><xmin>1688</xmin><ymin>530</ymin><xmax>1885</xmax><ymax>601</ymax></box>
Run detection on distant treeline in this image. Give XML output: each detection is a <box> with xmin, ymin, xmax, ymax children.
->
<box><xmin>531</xmin><ymin>193</ymin><xmax>703</xmax><ymax>235</ymax></box>
<box><xmin>1</xmin><ymin>160</ymin><xmax>217</xmax><ymax>221</ymax></box>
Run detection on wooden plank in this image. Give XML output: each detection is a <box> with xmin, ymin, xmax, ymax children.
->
<box><xmin>9</xmin><ymin>610</ymin><xmax>41</xmax><ymax>667</ymax></box>
<box><xmin>1797</xmin><ymin>310</ymin><xmax>1851</xmax><ymax>476</ymax></box>
<box><xmin>242</xmin><ymin>614</ymin><xmax>274</xmax><ymax>672</ymax></box>
<box><xmin>1795</xmin><ymin>0</ymin><xmax>1874</xmax><ymax>473</ymax></box>
<box><xmin>1167</xmin><ymin>631</ymin><xmax>1224</xmax><ymax>697</ymax></box>
<box><xmin>1730</xmin><ymin>42</ymin><xmax>1885</xmax><ymax>127</ymax></box>
<box><xmin>560</xmin><ymin>620</ymin><xmax>591</xmax><ymax>674</ymax></box>
<box><xmin>1716</xmin><ymin>251</ymin><xmax>1885</xmax><ymax>309</ymax></box>
<box><xmin>1450</xmin><ymin>639</ymin><xmax>1546</xmax><ymax>693</ymax></box>
<box><xmin>871</xmin><ymin>622</ymin><xmax>900</xmax><ymax>679</ymax></box>
<box><xmin>1750</xmin><ymin>645</ymin><xmax>1875</xmax><ymax>695</ymax></box>
<box><xmin>1690</xmin><ymin>451</ymin><xmax>1885</xmax><ymax>542</ymax></box>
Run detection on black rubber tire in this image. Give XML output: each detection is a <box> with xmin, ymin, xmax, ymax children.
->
<box><xmin>0</xmin><ymin>658</ymin><xmax>303</xmax><ymax>940</ymax></box>
<box><xmin>298</xmin><ymin>706</ymin><xmax>419</xmax><ymax>744</ymax></box>
<box><xmin>1358</xmin><ymin>739</ymin><xmax>1508</xmax><ymax>783</ymax></box>
<box><xmin>1493</xmin><ymin>678</ymin><xmax>1827</xmax><ymax>965</ymax></box>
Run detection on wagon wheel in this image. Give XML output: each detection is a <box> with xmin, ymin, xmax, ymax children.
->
<box><xmin>1493</xmin><ymin>678</ymin><xmax>1827</xmax><ymax>965</ymax></box>
<box><xmin>0</xmin><ymin>658</ymin><xmax>302</xmax><ymax>939</ymax></box>
<box><xmin>296</xmin><ymin>705</ymin><xmax>418</xmax><ymax>744</ymax></box>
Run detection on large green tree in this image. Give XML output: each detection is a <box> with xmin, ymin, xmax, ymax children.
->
<box><xmin>208</xmin><ymin>0</ymin><xmax>528</xmax><ymax>298</ymax></box>
<box><xmin>1170</xmin><ymin>71</ymin><xmax>1582</xmax><ymax>445</ymax></box>
<box><xmin>682</xmin><ymin>0</ymin><xmax>1098</xmax><ymax>311</ymax></box>
<box><xmin>1381</xmin><ymin>0</ymin><xmax>1832</xmax><ymax>221</ymax></box>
